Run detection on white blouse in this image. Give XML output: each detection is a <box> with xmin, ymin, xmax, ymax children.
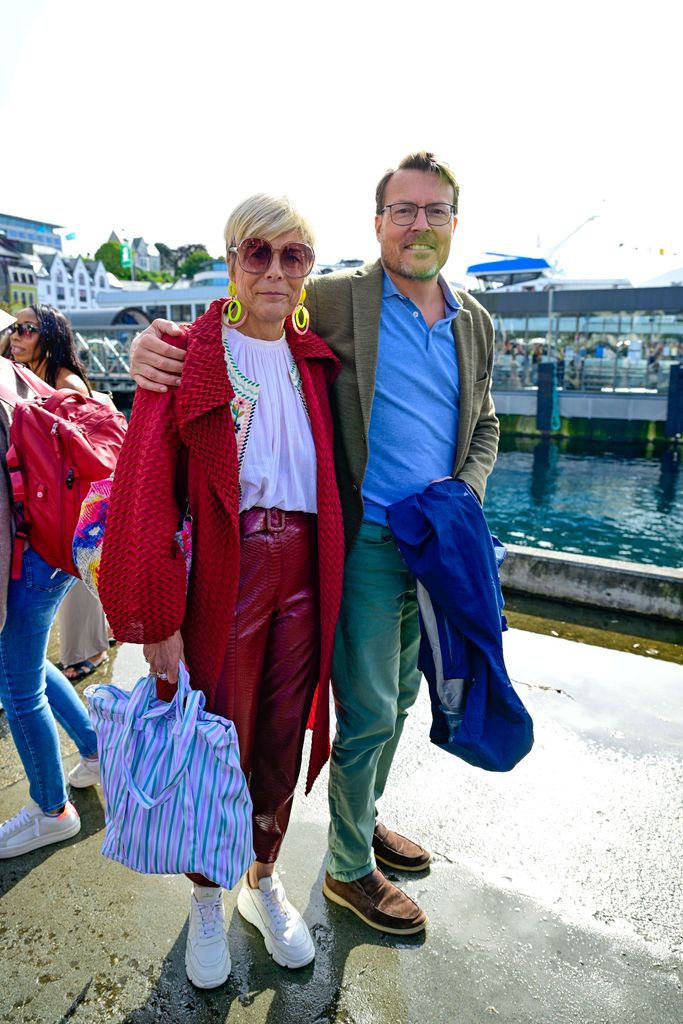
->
<box><xmin>227</xmin><ymin>328</ymin><xmax>317</xmax><ymax>513</ymax></box>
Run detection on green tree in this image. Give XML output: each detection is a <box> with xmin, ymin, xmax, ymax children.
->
<box><xmin>133</xmin><ymin>269</ymin><xmax>174</xmax><ymax>283</ymax></box>
<box><xmin>178</xmin><ymin>249</ymin><xmax>213</xmax><ymax>279</ymax></box>
<box><xmin>94</xmin><ymin>240</ymin><xmax>130</xmax><ymax>279</ymax></box>
<box><xmin>154</xmin><ymin>242</ymin><xmax>177</xmax><ymax>273</ymax></box>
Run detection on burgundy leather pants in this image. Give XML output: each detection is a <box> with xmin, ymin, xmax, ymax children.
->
<box><xmin>188</xmin><ymin>508</ymin><xmax>319</xmax><ymax>886</ymax></box>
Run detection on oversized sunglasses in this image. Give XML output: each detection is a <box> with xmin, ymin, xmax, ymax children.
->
<box><xmin>4</xmin><ymin>323</ymin><xmax>40</xmax><ymax>337</ymax></box>
<box><xmin>229</xmin><ymin>238</ymin><xmax>315</xmax><ymax>278</ymax></box>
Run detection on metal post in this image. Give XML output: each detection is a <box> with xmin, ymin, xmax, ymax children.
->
<box><xmin>666</xmin><ymin>364</ymin><xmax>683</xmax><ymax>438</ymax></box>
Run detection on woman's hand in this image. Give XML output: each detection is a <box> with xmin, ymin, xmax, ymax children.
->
<box><xmin>143</xmin><ymin>631</ymin><xmax>185</xmax><ymax>686</ymax></box>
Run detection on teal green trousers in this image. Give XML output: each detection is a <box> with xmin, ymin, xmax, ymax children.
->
<box><xmin>327</xmin><ymin>521</ymin><xmax>422</xmax><ymax>881</ymax></box>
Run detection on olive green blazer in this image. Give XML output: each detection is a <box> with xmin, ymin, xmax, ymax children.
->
<box><xmin>307</xmin><ymin>259</ymin><xmax>499</xmax><ymax>550</ymax></box>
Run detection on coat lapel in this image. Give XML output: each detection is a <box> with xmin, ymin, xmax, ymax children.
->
<box><xmin>284</xmin><ymin>321</ymin><xmax>340</xmax><ymax>367</ymax></box>
<box><xmin>452</xmin><ymin>303</ymin><xmax>474</xmax><ymax>470</ymax></box>
<box><xmin>351</xmin><ymin>261</ymin><xmax>383</xmax><ymax>435</ymax></box>
<box><xmin>178</xmin><ymin>300</ymin><xmax>238</xmax><ymax>512</ymax></box>
<box><xmin>179</xmin><ymin>300</ymin><xmax>234</xmax><ymax>424</ymax></box>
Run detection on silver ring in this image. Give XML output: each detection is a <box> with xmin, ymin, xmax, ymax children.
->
<box><xmin>157</xmin><ymin>671</ymin><xmax>168</xmax><ymax>680</ymax></box>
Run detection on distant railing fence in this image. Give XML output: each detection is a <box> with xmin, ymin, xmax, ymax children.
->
<box><xmin>75</xmin><ymin>329</ymin><xmax>682</xmax><ymax>401</ymax></box>
<box><xmin>76</xmin><ymin>330</ymin><xmax>136</xmax><ymax>391</ymax></box>
<box><xmin>492</xmin><ymin>352</ymin><xmax>680</xmax><ymax>394</ymax></box>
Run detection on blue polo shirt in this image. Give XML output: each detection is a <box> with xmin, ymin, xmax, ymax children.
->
<box><xmin>362</xmin><ymin>272</ymin><xmax>461</xmax><ymax>525</ymax></box>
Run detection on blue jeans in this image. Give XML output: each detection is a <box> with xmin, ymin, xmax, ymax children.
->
<box><xmin>0</xmin><ymin>548</ymin><xmax>98</xmax><ymax>814</ymax></box>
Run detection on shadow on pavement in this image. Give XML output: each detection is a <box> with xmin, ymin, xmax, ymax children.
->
<box><xmin>121</xmin><ymin>861</ymin><xmax>425</xmax><ymax>1024</ymax></box>
<box><xmin>0</xmin><ymin>785</ymin><xmax>105</xmax><ymax>899</ymax></box>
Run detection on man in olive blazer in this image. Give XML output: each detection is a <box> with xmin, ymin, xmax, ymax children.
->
<box><xmin>129</xmin><ymin>151</ymin><xmax>499</xmax><ymax>939</ymax></box>
<box><xmin>306</xmin><ymin>258</ymin><xmax>498</xmax><ymax>551</ymax></box>
<box><xmin>307</xmin><ymin>159</ymin><xmax>498</xmax><ymax>935</ymax></box>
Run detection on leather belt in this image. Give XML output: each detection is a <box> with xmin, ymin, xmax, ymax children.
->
<box><xmin>239</xmin><ymin>507</ymin><xmax>315</xmax><ymax>536</ymax></box>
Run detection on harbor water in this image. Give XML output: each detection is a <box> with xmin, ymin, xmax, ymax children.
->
<box><xmin>483</xmin><ymin>437</ymin><xmax>683</xmax><ymax>569</ymax></box>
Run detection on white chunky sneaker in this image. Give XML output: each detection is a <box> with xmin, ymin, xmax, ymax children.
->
<box><xmin>0</xmin><ymin>800</ymin><xmax>81</xmax><ymax>858</ymax></box>
<box><xmin>68</xmin><ymin>756</ymin><xmax>100</xmax><ymax>788</ymax></box>
<box><xmin>237</xmin><ymin>872</ymin><xmax>315</xmax><ymax>968</ymax></box>
<box><xmin>185</xmin><ymin>888</ymin><xmax>230</xmax><ymax>989</ymax></box>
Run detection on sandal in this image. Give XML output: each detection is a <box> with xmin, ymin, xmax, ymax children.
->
<box><xmin>63</xmin><ymin>653</ymin><xmax>109</xmax><ymax>682</ymax></box>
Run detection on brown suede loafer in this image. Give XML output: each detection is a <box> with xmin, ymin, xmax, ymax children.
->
<box><xmin>372</xmin><ymin>821</ymin><xmax>432</xmax><ymax>872</ymax></box>
<box><xmin>323</xmin><ymin>869</ymin><xmax>427</xmax><ymax>935</ymax></box>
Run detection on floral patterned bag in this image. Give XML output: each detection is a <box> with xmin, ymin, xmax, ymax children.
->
<box><xmin>73</xmin><ymin>476</ymin><xmax>193</xmax><ymax>599</ymax></box>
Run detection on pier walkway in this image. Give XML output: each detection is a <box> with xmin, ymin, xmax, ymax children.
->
<box><xmin>1</xmin><ymin>630</ymin><xmax>681</xmax><ymax>1023</ymax></box>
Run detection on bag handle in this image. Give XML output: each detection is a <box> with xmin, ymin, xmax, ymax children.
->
<box><xmin>0</xmin><ymin>364</ymin><xmax>86</xmax><ymax>408</ymax></box>
<box><xmin>123</xmin><ymin>661</ymin><xmax>204</xmax><ymax>733</ymax></box>
<box><xmin>10</xmin><ymin>362</ymin><xmax>55</xmax><ymax>397</ymax></box>
<box><xmin>0</xmin><ymin>380</ymin><xmax>27</xmax><ymax>408</ymax></box>
<box><xmin>122</xmin><ymin>663</ymin><xmax>204</xmax><ymax>810</ymax></box>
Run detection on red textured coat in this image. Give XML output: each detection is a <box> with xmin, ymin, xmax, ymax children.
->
<box><xmin>99</xmin><ymin>299</ymin><xmax>345</xmax><ymax>792</ymax></box>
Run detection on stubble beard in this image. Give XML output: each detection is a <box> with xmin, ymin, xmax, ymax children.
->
<box><xmin>382</xmin><ymin>232</ymin><xmax>448</xmax><ymax>282</ymax></box>
<box><xmin>397</xmin><ymin>262</ymin><xmax>439</xmax><ymax>281</ymax></box>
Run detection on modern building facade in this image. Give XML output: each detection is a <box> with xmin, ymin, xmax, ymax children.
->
<box><xmin>0</xmin><ymin>213</ymin><xmax>63</xmax><ymax>252</ymax></box>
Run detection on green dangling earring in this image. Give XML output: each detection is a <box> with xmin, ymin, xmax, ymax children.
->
<box><xmin>292</xmin><ymin>287</ymin><xmax>309</xmax><ymax>336</ymax></box>
<box><xmin>223</xmin><ymin>280</ymin><xmax>247</xmax><ymax>327</ymax></box>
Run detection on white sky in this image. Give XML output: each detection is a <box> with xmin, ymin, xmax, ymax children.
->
<box><xmin>1</xmin><ymin>0</ymin><xmax>680</xmax><ymax>286</ymax></box>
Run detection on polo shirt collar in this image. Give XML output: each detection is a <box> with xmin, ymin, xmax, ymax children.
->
<box><xmin>382</xmin><ymin>269</ymin><xmax>461</xmax><ymax>315</ymax></box>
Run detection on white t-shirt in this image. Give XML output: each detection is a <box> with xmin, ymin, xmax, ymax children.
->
<box><xmin>228</xmin><ymin>329</ymin><xmax>317</xmax><ymax>513</ymax></box>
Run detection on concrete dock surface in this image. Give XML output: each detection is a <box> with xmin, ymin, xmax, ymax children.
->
<box><xmin>0</xmin><ymin>628</ymin><xmax>681</xmax><ymax>1024</ymax></box>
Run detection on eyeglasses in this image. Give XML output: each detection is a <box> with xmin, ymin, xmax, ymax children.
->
<box><xmin>229</xmin><ymin>238</ymin><xmax>315</xmax><ymax>278</ymax></box>
<box><xmin>4</xmin><ymin>323</ymin><xmax>40</xmax><ymax>338</ymax></box>
<box><xmin>381</xmin><ymin>203</ymin><xmax>456</xmax><ymax>226</ymax></box>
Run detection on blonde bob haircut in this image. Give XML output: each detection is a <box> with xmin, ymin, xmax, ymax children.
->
<box><xmin>224</xmin><ymin>194</ymin><xmax>315</xmax><ymax>256</ymax></box>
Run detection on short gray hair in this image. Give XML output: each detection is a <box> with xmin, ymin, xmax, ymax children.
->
<box><xmin>224</xmin><ymin>194</ymin><xmax>315</xmax><ymax>254</ymax></box>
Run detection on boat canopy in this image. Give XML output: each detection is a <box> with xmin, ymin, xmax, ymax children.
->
<box><xmin>466</xmin><ymin>254</ymin><xmax>552</xmax><ymax>276</ymax></box>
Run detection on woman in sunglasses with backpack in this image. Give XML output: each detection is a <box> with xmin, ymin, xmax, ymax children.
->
<box><xmin>99</xmin><ymin>194</ymin><xmax>344</xmax><ymax>988</ymax></box>
<box><xmin>7</xmin><ymin>304</ymin><xmax>90</xmax><ymax>394</ymax></box>
<box><xmin>0</xmin><ymin>309</ymin><xmax>99</xmax><ymax>860</ymax></box>
<box><xmin>8</xmin><ymin>307</ymin><xmax>111</xmax><ymax>685</ymax></box>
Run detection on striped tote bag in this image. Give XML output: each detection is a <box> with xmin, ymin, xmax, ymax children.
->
<box><xmin>85</xmin><ymin>664</ymin><xmax>254</xmax><ymax>889</ymax></box>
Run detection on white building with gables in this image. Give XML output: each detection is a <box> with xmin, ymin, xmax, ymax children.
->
<box><xmin>33</xmin><ymin>252</ymin><xmax>115</xmax><ymax>310</ymax></box>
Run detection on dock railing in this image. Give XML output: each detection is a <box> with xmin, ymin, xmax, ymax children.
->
<box><xmin>75</xmin><ymin>330</ymin><xmax>137</xmax><ymax>393</ymax></box>
<box><xmin>493</xmin><ymin>353</ymin><xmax>680</xmax><ymax>394</ymax></box>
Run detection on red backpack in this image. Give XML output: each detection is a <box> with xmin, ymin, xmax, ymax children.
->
<box><xmin>0</xmin><ymin>362</ymin><xmax>127</xmax><ymax>579</ymax></box>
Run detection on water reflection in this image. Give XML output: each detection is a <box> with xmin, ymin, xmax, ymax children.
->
<box><xmin>530</xmin><ymin>439</ymin><xmax>558</xmax><ymax>506</ymax></box>
<box><xmin>485</xmin><ymin>438</ymin><xmax>683</xmax><ymax>567</ymax></box>
<box><xmin>656</xmin><ymin>447</ymin><xmax>680</xmax><ymax>514</ymax></box>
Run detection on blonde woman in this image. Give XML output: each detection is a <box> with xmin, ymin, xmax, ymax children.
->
<box><xmin>100</xmin><ymin>195</ymin><xmax>344</xmax><ymax>988</ymax></box>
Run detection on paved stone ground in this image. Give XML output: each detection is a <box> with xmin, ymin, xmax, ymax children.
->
<box><xmin>0</xmin><ymin>630</ymin><xmax>681</xmax><ymax>1024</ymax></box>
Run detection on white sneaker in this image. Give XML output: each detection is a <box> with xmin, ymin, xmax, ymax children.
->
<box><xmin>68</xmin><ymin>756</ymin><xmax>100</xmax><ymax>788</ymax></box>
<box><xmin>0</xmin><ymin>800</ymin><xmax>81</xmax><ymax>858</ymax></box>
<box><xmin>237</xmin><ymin>872</ymin><xmax>315</xmax><ymax>968</ymax></box>
<box><xmin>185</xmin><ymin>888</ymin><xmax>230</xmax><ymax>989</ymax></box>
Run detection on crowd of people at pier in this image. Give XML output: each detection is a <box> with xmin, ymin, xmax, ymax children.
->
<box><xmin>0</xmin><ymin>151</ymin><xmax>504</xmax><ymax>989</ymax></box>
<box><xmin>494</xmin><ymin>336</ymin><xmax>682</xmax><ymax>391</ymax></box>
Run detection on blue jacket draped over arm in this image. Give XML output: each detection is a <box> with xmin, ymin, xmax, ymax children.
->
<box><xmin>387</xmin><ymin>479</ymin><xmax>533</xmax><ymax>772</ymax></box>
